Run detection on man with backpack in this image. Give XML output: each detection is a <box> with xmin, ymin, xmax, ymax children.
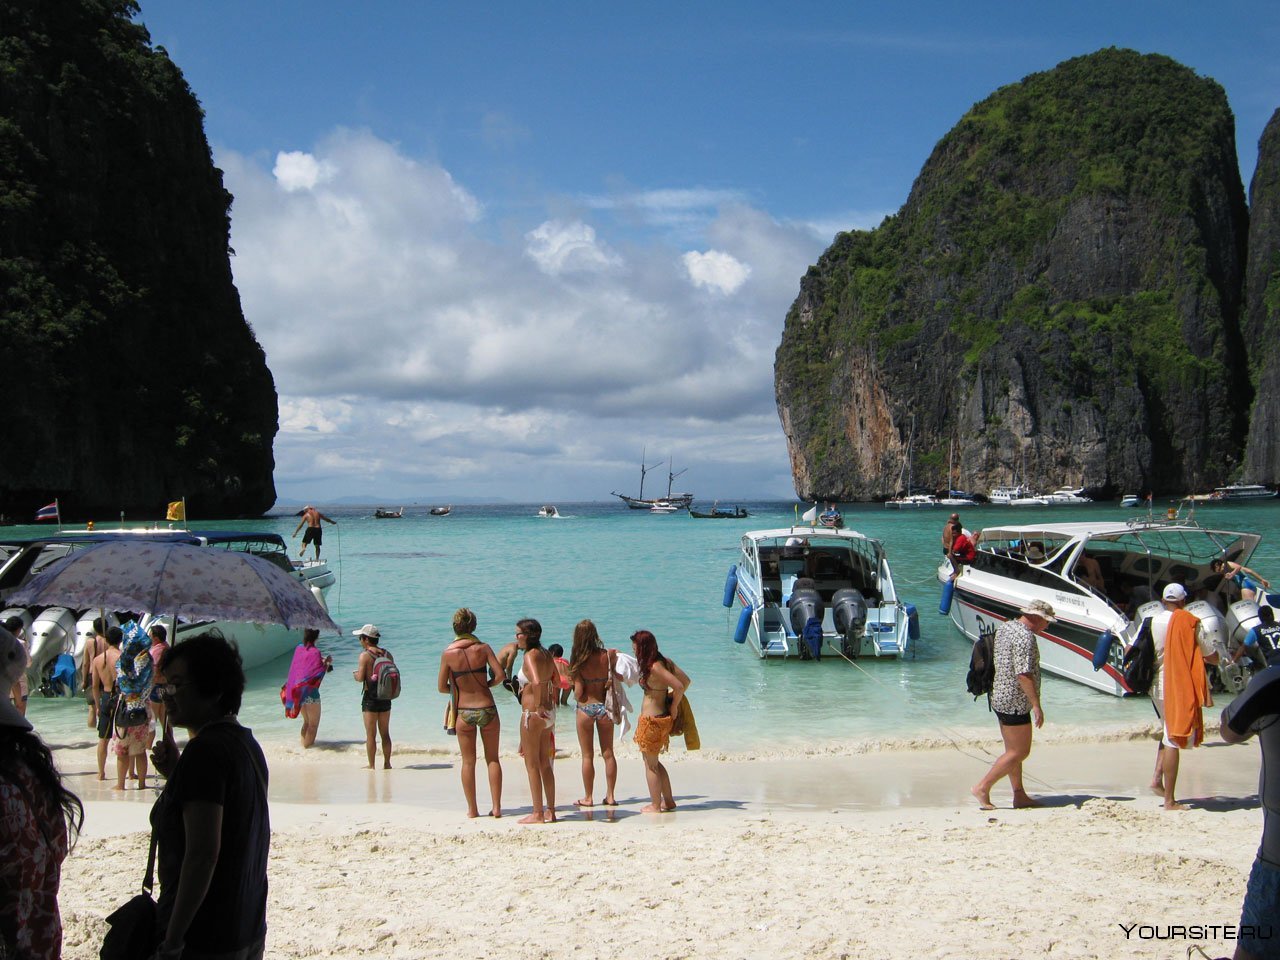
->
<box><xmin>971</xmin><ymin>600</ymin><xmax>1054</xmax><ymax>811</ymax></box>
<box><xmin>352</xmin><ymin>624</ymin><xmax>399</xmax><ymax>769</ymax></box>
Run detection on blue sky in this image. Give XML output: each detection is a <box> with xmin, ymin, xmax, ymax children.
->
<box><xmin>133</xmin><ymin>1</ymin><xmax>1280</xmax><ymax>504</ymax></box>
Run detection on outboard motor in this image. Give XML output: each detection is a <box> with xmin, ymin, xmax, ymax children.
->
<box><xmin>27</xmin><ymin>607</ymin><xmax>77</xmax><ymax>686</ymax></box>
<box><xmin>832</xmin><ymin>588</ymin><xmax>868</xmax><ymax>658</ymax></box>
<box><xmin>73</xmin><ymin>610</ymin><xmax>119</xmax><ymax>664</ymax></box>
<box><xmin>787</xmin><ymin>578</ymin><xmax>825</xmax><ymax>661</ymax></box>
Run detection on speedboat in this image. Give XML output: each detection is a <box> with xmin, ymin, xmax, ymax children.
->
<box><xmin>649</xmin><ymin>500</ymin><xmax>680</xmax><ymax>514</ymax></box>
<box><xmin>1044</xmin><ymin>487</ymin><xmax>1092</xmax><ymax>504</ymax></box>
<box><xmin>724</xmin><ymin>525</ymin><xmax>918</xmax><ymax>660</ymax></box>
<box><xmin>990</xmin><ymin>485</ymin><xmax>1049</xmax><ymax>506</ymax></box>
<box><xmin>937</xmin><ymin>518</ymin><xmax>1262</xmax><ymax>696</ymax></box>
<box><xmin>537</xmin><ymin>505</ymin><xmax>560</xmax><ymax>518</ymax></box>
<box><xmin>1120</xmin><ymin>494</ymin><xmax>1142</xmax><ymax>508</ymax></box>
<box><xmin>884</xmin><ymin>494</ymin><xmax>940</xmax><ymax>509</ymax></box>
<box><xmin>0</xmin><ymin>528</ymin><xmax>336</xmax><ymax>684</ymax></box>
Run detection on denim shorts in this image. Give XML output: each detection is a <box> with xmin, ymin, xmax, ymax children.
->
<box><xmin>1238</xmin><ymin>857</ymin><xmax>1280</xmax><ymax>959</ymax></box>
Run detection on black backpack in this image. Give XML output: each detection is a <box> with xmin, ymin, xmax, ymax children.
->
<box><xmin>965</xmin><ymin>630</ymin><xmax>996</xmax><ymax>704</ymax></box>
<box><xmin>1122</xmin><ymin>618</ymin><xmax>1156</xmax><ymax>695</ymax></box>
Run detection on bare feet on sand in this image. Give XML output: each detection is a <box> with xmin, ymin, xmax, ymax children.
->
<box><xmin>1012</xmin><ymin>791</ymin><xmax>1041</xmax><ymax>809</ymax></box>
<box><xmin>970</xmin><ymin>786</ymin><xmax>995</xmax><ymax>811</ymax></box>
<box><xmin>1164</xmin><ymin>801</ymin><xmax>1188</xmax><ymax>811</ymax></box>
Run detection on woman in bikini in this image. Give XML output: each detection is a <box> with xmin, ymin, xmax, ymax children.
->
<box><xmin>568</xmin><ymin>619</ymin><xmax>618</xmax><ymax>808</ymax></box>
<box><xmin>631</xmin><ymin>629</ymin><xmax>690</xmax><ymax>813</ymax></box>
<box><xmin>515</xmin><ymin>618</ymin><xmax>556</xmax><ymax>823</ymax></box>
<box><xmin>437</xmin><ymin>608</ymin><xmax>505</xmax><ymax>818</ymax></box>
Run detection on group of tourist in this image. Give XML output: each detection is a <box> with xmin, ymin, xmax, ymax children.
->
<box><xmin>435</xmin><ymin>613</ymin><xmax>690</xmax><ymax>821</ymax></box>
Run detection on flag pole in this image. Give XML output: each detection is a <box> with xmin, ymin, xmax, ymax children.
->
<box><xmin>56</xmin><ymin>498</ymin><xmax>62</xmax><ymax>533</ymax></box>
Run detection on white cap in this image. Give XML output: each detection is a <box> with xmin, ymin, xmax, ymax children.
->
<box><xmin>352</xmin><ymin>624</ymin><xmax>381</xmax><ymax>640</ymax></box>
<box><xmin>1162</xmin><ymin>583</ymin><xmax>1188</xmax><ymax>602</ymax></box>
<box><xmin>0</xmin><ymin>627</ymin><xmax>32</xmax><ymax>731</ymax></box>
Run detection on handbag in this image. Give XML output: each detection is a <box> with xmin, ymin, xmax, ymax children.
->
<box><xmin>100</xmin><ymin>829</ymin><xmax>158</xmax><ymax>960</ymax></box>
<box><xmin>603</xmin><ymin>650</ymin><xmax>623</xmax><ymax>725</ymax></box>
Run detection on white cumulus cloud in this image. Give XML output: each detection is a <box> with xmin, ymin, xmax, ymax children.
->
<box><xmin>272</xmin><ymin>151</ymin><xmax>335</xmax><ymax>192</ymax></box>
<box><xmin>683</xmin><ymin>249</ymin><xmax>751</xmax><ymax>295</ymax></box>
<box><xmin>525</xmin><ymin>220</ymin><xmax>622</xmax><ymax>275</ymax></box>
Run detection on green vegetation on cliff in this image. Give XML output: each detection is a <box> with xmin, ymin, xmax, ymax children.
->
<box><xmin>776</xmin><ymin>48</ymin><xmax>1250</xmax><ymax>499</ymax></box>
<box><xmin>0</xmin><ymin>0</ymin><xmax>277</xmax><ymax>517</ymax></box>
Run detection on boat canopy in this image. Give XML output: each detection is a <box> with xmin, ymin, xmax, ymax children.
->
<box><xmin>975</xmin><ymin>522</ymin><xmax>1260</xmax><ymax>568</ymax></box>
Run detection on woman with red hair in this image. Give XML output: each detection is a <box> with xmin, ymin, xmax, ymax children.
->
<box><xmin>630</xmin><ymin>630</ymin><xmax>690</xmax><ymax>813</ymax></box>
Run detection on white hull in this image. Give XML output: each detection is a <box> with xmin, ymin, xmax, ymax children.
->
<box><xmin>938</xmin><ymin>518</ymin><xmax>1265</xmax><ymax>696</ymax></box>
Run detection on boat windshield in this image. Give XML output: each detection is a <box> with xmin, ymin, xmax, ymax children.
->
<box><xmin>744</xmin><ymin>532</ymin><xmax>888</xmax><ymax>604</ymax></box>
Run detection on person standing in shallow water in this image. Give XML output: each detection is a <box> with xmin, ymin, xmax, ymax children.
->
<box><xmin>352</xmin><ymin>625</ymin><xmax>393</xmax><ymax>769</ymax></box>
<box><xmin>438</xmin><ymin>608</ymin><xmax>505</xmax><ymax>818</ymax></box>
<box><xmin>972</xmin><ymin>600</ymin><xmax>1052</xmax><ymax>811</ymax></box>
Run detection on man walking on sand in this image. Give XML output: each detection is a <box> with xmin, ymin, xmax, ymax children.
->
<box><xmin>972</xmin><ymin>599</ymin><xmax>1053</xmax><ymax>811</ymax></box>
<box><xmin>1149</xmin><ymin>582</ymin><xmax>1218</xmax><ymax>810</ymax></box>
<box><xmin>1220</xmin><ymin>663</ymin><xmax>1280</xmax><ymax>959</ymax></box>
<box><xmin>90</xmin><ymin>626</ymin><xmax>123</xmax><ymax>780</ymax></box>
<box><xmin>292</xmin><ymin>504</ymin><xmax>337</xmax><ymax>560</ymax></box>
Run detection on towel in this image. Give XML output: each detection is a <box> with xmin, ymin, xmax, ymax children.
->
<box><xmin>673</xmin><ymin>696</ymin><xmax>700</xmax><ymax>750</ymax></box>
<box><xmin>282</xmin><ymin>643</ymin><xmax>326</xmax><ymax>719</ymax></box>
<box><xmin>1162</xmin><ymin>608</ymin><xmax>1209</xmax><ymax>748</ymax></box>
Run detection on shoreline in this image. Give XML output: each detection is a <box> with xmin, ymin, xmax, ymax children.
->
<box><xmin>53</xmin><ymin>733</ymin><xmax>1265</xmax><ymax>959</ymax></box>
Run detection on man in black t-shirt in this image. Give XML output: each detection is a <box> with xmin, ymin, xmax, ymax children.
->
<box><xmin>1221</xmin><ymin>665</ymin><xmax>1280</xmax><ymax>958</ymax></box>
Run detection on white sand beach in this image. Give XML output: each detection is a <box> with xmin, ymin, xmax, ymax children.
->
<box><xmin>45</xmin><ymin>727</ymin><xmax>1264</xmax><ymax>960</ymax></box>
<box><xmin>49</xmin><ymin>725</ymin><xmax>1266</xmax><ymax>960</ymax></box>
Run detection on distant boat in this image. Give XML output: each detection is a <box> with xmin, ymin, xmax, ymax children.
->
<box><xmin>612</xmin><ymin>449</ymin><xmax>693</xmax><ymax>509</ymax></box>
<box><xmin>818</xmin><ymin>506</ymin><xmax>844</xmax><ymax>529</ymax></box>
<box><xmin>690</xmin><ymin>502</ymin><xmax>749</xmax><ymax>519</ymax></box>
<box><xmin>537</xmin><ymin>505</ymin><xmax>559</xmax><ymax>518</ymax></box>
<box><xmin>374</xmin><ymin>507</ymin><xmax>403</xmax><ymax>519</ymax></box>
<box><xmin>429</xmin><ymin>505</ymin><xmax>452</xmax><ymax>516</ymax></box>
<box><xmin>1213</xmin><ymin>484</ymin><xmax>1277</xmax><ymax>502</ymax></box>
<box><xmin>1120</xmin><ymin>493</ymin><xmax>1142</xmax><ymax>508</ymax></box>
<box><xmin>884</xmin><ymin>493</ymin><xmax>941</xmax><ymax>509</ymax></box>
<box><xmin>649</xmin><ymin>500</ymin><xmax>680</xmax><ymax>514</ymax></box>
<box><xmin>1043</xmin><ymin>487</ymin><xmax>1092</xmax><ymax>505</ymax></box>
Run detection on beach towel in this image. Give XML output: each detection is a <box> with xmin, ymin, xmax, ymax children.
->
<box><xmin>1162</xmin><ymin>608</ymin><xmax>1209</xmax><ymax>749</ymax></box>
<box><xmin>673</xmin><ymin>696</ymin><xmax>700</xmax><ymax>750</ymax></box>
<box><xmin>282</xmin><ymin>643</ymin><xmax>326</xmax><ymax>719</ymax></box>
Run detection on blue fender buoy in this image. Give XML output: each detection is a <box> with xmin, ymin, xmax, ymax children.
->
<box><xmin>904</xmin><ymin>603</ymin><xmax>920</xmax><ymax>641</ymax></box>
<box><xmin>1091</xmin><ymin>630</ymin><xmax>1114</xmax><ymax>670</ymax></box>
<box><xmin>938</xmin><ymin>578</ymin><xmax>955</xmax><ymax>615</ymax></box>
<box><xmin>733</xmin><ymin>606</ymin><xmax>751</xmax><ymax>644</ymax></box>
<box><xmin>722</xmin><ymin>564</ymin><xmax>738</xmax><ymax>607</ymax></box>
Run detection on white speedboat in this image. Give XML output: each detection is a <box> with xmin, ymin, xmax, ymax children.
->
<box><xmin>990</xmin><ymin>485</ymin><xmax>1048</xmax><ymax>506</ymax></box>
<box><xmin>649</xmin><ymin>500</ymin><xmax>680</xmax><ymax>514</ymax></box>
<box><xmin>1044</xmin><ymin>487</ymin><xmax>1092</xmax><ymax>504</ymax></box>
<box><xmin>938</xmin><ymin>518</ymin><xmax>1262</xmax><ymax>696</ymax></box>
<box><xmin>0</xmin><ymin>528</ymin><xmax>336</xmax><ymax>684</ymax></box>
<box><xmin>884</xmin><ymin>494</ymin><xmax>941</xmax><ymax>509</ymax></box>
<box><xmin>1120</xmin><ymin>494</ymin><xmax>1142</xmax><ymax>508</ymax></box>
<box><xmin>724</xmin><ymin>525</ymin><xmax>918</xmax><ymax>660</ymax></box>
<box><xmin>537</xmin><ymin>505</ymin><xmax>559</xmax><ymax>518</ymax></box>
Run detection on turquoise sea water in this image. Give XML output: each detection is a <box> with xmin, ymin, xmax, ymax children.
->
<box><xmin>19</xmin><ymin>498</ymin><xmax>1280</xmax><ymax>756</ymax></box>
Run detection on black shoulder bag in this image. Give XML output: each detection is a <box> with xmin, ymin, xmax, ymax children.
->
<box><xmin>100</xmin><ymin>827</ymin><xmax>159</xmax><ymax>959</ymax></box>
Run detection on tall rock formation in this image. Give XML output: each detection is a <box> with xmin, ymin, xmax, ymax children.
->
<box><xmin>776</xmin><ymin>49</ymin><xmax>1250</xmax><ymax>500</ymax></box>
<box><xmin>0</xmin><ymin>0</ymin><xmax>277</xmax><ymax>519</ymax></box>
<box><xmin>1242</xmin><ymin>109</ymin><xmax>1280</xmax><ymax>482</ymax></box>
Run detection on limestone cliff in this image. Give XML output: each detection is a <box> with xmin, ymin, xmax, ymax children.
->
<box><xmin>776</xmin><ymin>49</ymin><xmax>1250</xmax><ymax>500</ymax></box>
<box><xmin>0</xmin><ymin>0</ymin><xmax>277</xmax><ymax>519</ymax></box>
<box><xmin>1242</xmin><ymin>109</ymin><xmax>1280</xmax><ymax>482</ymax></box>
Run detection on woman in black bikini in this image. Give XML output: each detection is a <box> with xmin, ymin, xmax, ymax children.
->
<box><xmin>437</xmin><ymin>608</ymin><xmax>505</xmax><ymax>818</ymax></box>
<box><xmin>515</xmin><ymin>618</ymin><xmax>557</xmax><ymax>824</ymax></box>
<box><xmin>632</xmin><ymin>629</ymin><xmax>689</xmax><ymax>813</ymax></box>
<box><xmin>568</xmin><ymin>619</ymin><xmax>618</xmax><ymax>808</ymax></box>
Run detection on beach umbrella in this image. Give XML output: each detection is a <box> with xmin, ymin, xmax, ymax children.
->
<box><xmin>8</xmin><ymin>540</ymin><xmax>339</xmax><ymax>633</ymax></box>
